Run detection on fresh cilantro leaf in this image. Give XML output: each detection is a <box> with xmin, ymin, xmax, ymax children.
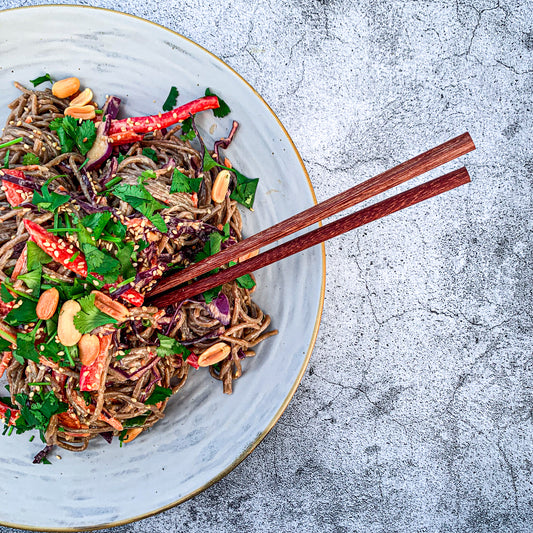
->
<box><xmin>49</xmin><ymin>277</ymin><xmax>86</xmax><ymax>302</ymax></box>
<box><xmin>48</xmin><ymin>117</ymin><xmax>64</xmax><ymax>131</ymax></box>
<box><xmin>0</xmin><ymin>337</ymin><xmax>12</xmax><ymax>352</ymax></box>
<box><xmin>162</xmin><ymin>86</ymin><xmax>179</xmax><ymax>112</ymax></box>
<box><xmin>3</xmin><ymin>150</ymin><xmax>9</xmax><ymax>169</ymax></box>
<box><xmin>202</xmin><ymin>149</ymin><xmax>258</xmax><ymax>209</ymax></box>
<box><xmin>104</xmin><ymin>219</ymin><xmax>127</xmax><ymax>240</ymax></box>
<box><xmin>73</xmin><ymin>293</ymin><xmax>118</xmax><ymax>334</ymax></box>
<box><xmin>235</xmin><ymin>273</ymin><xmax>256</xmax><ymax>290</ymax></box>
<box><xmin>229</xmin><ymin>168</ymin><xmax>259</xmax><ymax>209</ymax></box>
<box><xmin>156</xmin><ymin>333</ymin><xmax>191</xmax><ymax>360</ymax></box>
<box><xmin>27</xmin><ymin>241</ymin><xmax>53</xmax><ymax>270</ymax></box>
<box><xmin>117</xmin><ymin>154</ymin><xmax>127</xmax><ymax>164</ymax></box>
<box><xmin>203</xmin><ymin>148</ymin><xmax>219</xmax><ymax>172</ymax></box>
<box><xmin>194</xmin><ymin>232</ymin><xmax>223</xmax><ymax>262</ymax></box>
<box><xmin>4</xmin><ymin>296</ymin><xmax>37</xmax><ymax>326</ymax></box>
<box><xmin>76</xmin><ymin>120</ymin><xmax>97</xmax><ymax>156</ymax></box>
<box><xmin>30</xmin><ymin>74</ymin><xmax>53</xmax><ymax>87</ymax></box>
<box><xmin>81</xmin><ymin>212</ymin><xmax>111</xmax><ymax>240</ymax></box>
<box><xmin>73</xmin><ymin>219</ymin><xmax>96</xmax><ymax>248</ymax></box>
<box><xmin>12</xmin><ymin>331</ymin><xmax>40</xmax><ymax>364</ymax></box>
<box><xmin>145</xmin><ymin>385</ymin><xmax>172</xmax><ymax>405</ymax></box>
<box><xmin>50</xmin><ymin>116</ymin><xmax>96</xmax><ymax>155</ymax></box>
<box><xmin>179</xmin><ymin>117</ymin><xmax>195</xmax><ymax>141</ymax></box>
<box><xmin>205</xmin><ymin>88</ymin><xmax>231</xmax><ymax>118</ymax></box>
<box><xmin>115</xmin><ymin>243</ymin><xmax>136</xmax><ymax>280</ymax></box>
<box><xmin>111</xmin><ymin>183</ymin><xmax>168</xmax><ymax>233</ymax></box>
<box><xmin>32</xmin><ymin>183</ymin><xmax>70</xmax><ymax>212</ymax></box>
<box><xmin>22</xmin><ymin>153</ymin><xmax>40</xmax><ymax>166</ymax></box>
<box><xmin>81</xmin><ymin>243</ymin><xmax>120</xmax><ymax>275</ymax></box>
<box><xmin>170</xmin><ymin>168</ymin><xmax>202</xmax><ymax>194</ymax></box>
<box><xmin>203</xmin><ymin>285</ymin><xmax>222</xmax><ymax>303</ymax></box>
<box><xmin>222</xmin><ymin>223</ymin><xmax>230</xmax><ymax>240</ymax></box>
<box><xmin>142</xmin><ymin>148</ymin><xmax>158</xmax><ymax>163</ymax></box>
<box><xmin>15</xmin><ymin>391</ymin><xmax>67</xmax><ymax>440</ymax></box>
<box><xmin>17</xmin><ymin>266</ymin><xmax>42</xmax><ymax>297</ymax></box>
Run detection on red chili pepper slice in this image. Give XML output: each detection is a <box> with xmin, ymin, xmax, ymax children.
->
<box><xmin>0</xmin><ymin>351</ymin><xmax>12</xmax><ymax>378</ymax></box>
<box><xmin>186</xmin><ymin>353</ymin><xmax>199</xmax><ymax>369</ymax></box>
<box><xmin>79</xmin><ymin>334</ymin><xmax>112</xmax><ymax>392</ymax></box>
<box><xmin>120</xmin><ymin>288</ymin><xmax>144</xmax><ymax>307</ymax></box>
<box><xmin>108</xmin><ymin>96</ymin><xmax>219</xmax><ymax>136</ymax></box>
<box><xmin>11</xmin><ymin>244</ymin><xmax>27</xmax><ymax>281</ymax></box>
<box><xmin>2</xmin><ymin>169</ymin><xmax>33</xmax><ymax>207</ymax></box>
<box><xmin>107</xmin><ymin>131</ymin><xmax>145</xmax><ymax>146</ymax></box>
<box><xmin>23</xmin><ymin>220</ymin><xmax>88</xmax><ymax>277</ymax></box>
<box><xmin>0</xmin><ymin>399</ymin><xmax>19</xmax><ymax>425</ymax></box>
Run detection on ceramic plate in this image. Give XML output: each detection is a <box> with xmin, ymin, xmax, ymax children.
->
<box><xmin>0</xmin><ymin>5</ymin><xmax>324</xmax><ymax>530</ymax></box>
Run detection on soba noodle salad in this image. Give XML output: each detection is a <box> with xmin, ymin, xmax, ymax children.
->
<box><xmin>0</xmin><ymin>75</ymin><xmax>276</xmax><ymax>462</ymax></box>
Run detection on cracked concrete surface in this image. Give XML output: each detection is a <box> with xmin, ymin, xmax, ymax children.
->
<box><xmin>1</xmin><ymin>0</ymin><xmax>532</xmax><ymax>531</ymax></box>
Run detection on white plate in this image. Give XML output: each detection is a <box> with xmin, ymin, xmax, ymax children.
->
<box><xmin>0</xmin><ymin>5</ymin><xmax>324</xmax><ymax>530</ymax></box>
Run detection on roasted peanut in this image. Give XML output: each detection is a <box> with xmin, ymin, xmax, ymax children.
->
<box><xmin>36</xmin><ymin>288</ymin><xmax>59</xmax><ymax>320</ymax></box>
<box><xmin>69</xmin><ymin>88</ymin><xmax>93</xmax><ymax>107</ymax></box>
<box><xmin>57</xmin><ymin>300</ymin><xmax>82</xmax><ymax>347</ymax></box>
<box><xmin>238</xmin><ymin>248</ymin><xmax>259</xmax><ymax>263</ymax></box>
<box><xmin>52</xmin><ymin>77</ymin><xmax>80</xmax><ymax>99</ymax></box>
<box><xmin>64</xmin><ymin>105</ymin><xmax>96</xmax><ymax>120</ymax></box>
<box><xmin>78</xmin><ymin>334</ymin><xmax>100</xmax><ymax>366</ymax></box>
<box><xmin>198</xmin><ymin>342</ymin><xmax>231</xmax><ymax>367</ymax></box>
<box><xmin>211</xmin><ymin>170</ymin><xmax>231</xmax><ymax>203</ymax></box>
<box><xmin>91</xmin><ymin>291</ymin><xmax>129</xmax><ymax>321</ymax></box>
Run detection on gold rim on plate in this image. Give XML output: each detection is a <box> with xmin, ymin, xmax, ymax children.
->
<box><xmin>0</xmin><ymin>4</ymin><xmax>326</xmax><ymax>531</ymax></box>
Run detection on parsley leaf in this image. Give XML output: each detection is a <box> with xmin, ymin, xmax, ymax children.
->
<box><xmin>81</xmin><ymin>212</ymin><xmax>111</xmax><ymax>240</ymax></box>
<box><xmin>30</xmin><ymin>74</ymin><xmax>53</xmax><ymax>87</ymax></box>
<box><xmin>205</xmin><ymin>88</ymin><xmax>231</xmax><ymax>118</ymax></box>
<box><xmin>0</xmin><ymin>283</ymin><xmax>15</xmax><ymax>304</ymax></box>
<box><xmin>156</xmin><ymin>333</ymin><xmax>191</xmax><ymax>360</ymax></box>
<box><xmin>170</xmin><ymin>168</ymin><xmax>202</xmax><ymax>194</ymax></box>
<box><xmin>115</xmin><ymin>242</ymin><xmax>136</xmax><ymax>280</ymax></box>
<box><xmin>3</xmin><ymin>150</ymin><xmax>9</xmax><ymax>169</ymax></box>
<box><xmin>123</xmin><ymin>414</ymin><xmax>148</xmax><ymax>428</ymax></box>
<box><xmin>145</xmin><ymin>385</ymin><xmax>172</xmax><ymax>405</ymax></box>
<box><xmin>111</xmin><ymin>183</ymin><xmax>168</xmax><ymax>233</ymax></box>
<box><xmin>73</xmin><ymin>293</ymin><xmax>118</xmax><ymax>334</ymax></box>
<box><xmin>142</xmin><ymin>147</ymin><xmax>158</xmax><ymax>163</ymax></box>
<box><xmin>32</xmin><ymin>183</ymin><xmax>70</xmax><ymax>212</ymax></box>
<box><xmin>179</xmin><ymin>117</ymin><xmax>196</xmax><ymax>141</ymax></box>
<box><xmin>22</xmin><ymin>153</ymin><xmax>40</xmax><ymax>166</ymax></box>
<box><xmin>163</xmin><ymin>86</ymin><xmax>179</xmax><ymax>112</ymax></box>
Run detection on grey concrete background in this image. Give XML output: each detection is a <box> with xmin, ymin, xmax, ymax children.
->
<box><xmin>1</xmin><ymin>0</ymin><xmax>532</xmax><ymax>531</ymax></box>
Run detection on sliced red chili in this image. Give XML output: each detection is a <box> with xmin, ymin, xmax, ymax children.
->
<box><xmin>0</xmin><ymin>399</ymin><xmax>19</xmax><ymax>425</ymax></box>
<box><xmin>108</xmin><ymin>95</ymin><xmax>219</xmax><ymax>136</ymax></box>
<box><xmin>23</xmin><ymin>219</ymin><xmax>88</xmax><ymax>277</ymax></box>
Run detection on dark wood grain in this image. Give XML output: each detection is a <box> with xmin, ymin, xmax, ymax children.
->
<box><xmin>148</xmin><ymin>167</ymin><xmax>470</xmax><ymax>307</ymax></box>
<box><xmin>148</xmin><ymin>132</ymin><xmax>475</xmax><ymax>298</ymax></box>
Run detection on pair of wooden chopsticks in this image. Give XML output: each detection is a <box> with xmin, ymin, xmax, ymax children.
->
<box><xmin>147</xmin><ymin>132</ymin><xmax>475</xmax><ymax>307</ymax></box>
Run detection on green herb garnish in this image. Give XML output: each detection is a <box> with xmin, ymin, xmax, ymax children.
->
<box><xmin>22</xmin><ymin>153</ymin><xmax>40</xmax><ymax>166</ymax></box>
<box><xmin>142</xmin><ymin>147</ymin><xmax>158</xmax><ymax>163</ymax></box>
<box><xmin>162</xmin><ymin>86</ymin><xmax>179</xmax><ymax>112</ymax></box>
<box><xmin>179</xmin><ymin>117</ymin><xmax>195</xmax><ymax>141</ymax></box>
<box><xmin>205</xmin><ymin>88</ymin><xmax>231</xmax><ymax>118</ymax></box>
<box><xmin>145</xmin><ymin>385</ymin><xmax>172</xmax><ymax>405</ymax></box>
<box><xmin>156</xmin><ymin>333</ymin><xmax>191</xmax><ymax>361</ymax></box>
<box><xmin>29</xmin><ymin>74</ymin><xmax>53</xmax><ymax>87</ymax></box>
<box><xmin>49</xmin><ymin>116</ymin><xmax>96</xmax><ymax>155</ymax></box>
<box><xmin>73</xmin><ymin>293</ymin><xmax>118</xmax><ymax>334</ymax></box>
<box><xmin>0</xmin><ymin>137</ymin><xmax>23</xmax><ymax>150</ymax></box>
<box><xmin>170</xmin><ymin>168</ymin><xmax>202</xmax><ymax>194</ymax></box>
<box><xmin>32</xmin><ymin>183</ymin><xmax>70</xmax><ymax>212</ymax></box>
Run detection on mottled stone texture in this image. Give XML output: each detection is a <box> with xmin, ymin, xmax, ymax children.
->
<box><xmin>1</xmin><ymin>0</ymin><xmax>532</xmax><ymax>531</ymax></box>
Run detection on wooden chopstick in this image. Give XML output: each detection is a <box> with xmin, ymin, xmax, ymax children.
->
<box><xmin>147</xmin><ymin>167</ymin><xmax>471</xmax><ymax>307</ymax></box>
<box><xmin>148</xmin><ymin>132</ymin><xmax>475</xmax><ymax>299</ymax></box>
